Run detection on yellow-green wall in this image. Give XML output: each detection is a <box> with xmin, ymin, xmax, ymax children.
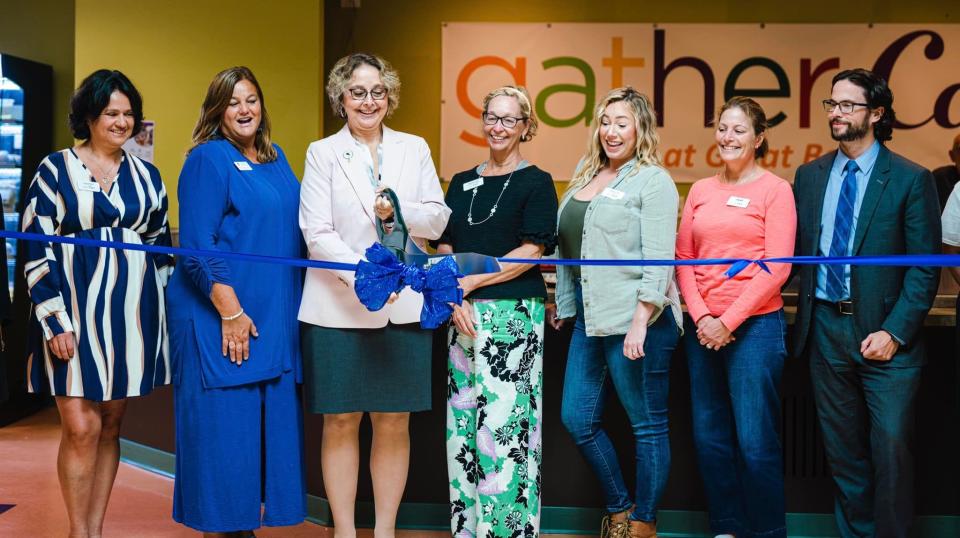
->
<box><xmin>324</xmin><ymin>0</ymin><xmax>960</xmax><ymax>197</ymax></box>
<box><xmin>75</xmin><ymin>0</ymin><xmax>324</xmax><ymax>227</ymax></box>
<box><xmin>0</xmin><ymin>0</ymin><xmax>76</xmax><ymax>149</ymax></box>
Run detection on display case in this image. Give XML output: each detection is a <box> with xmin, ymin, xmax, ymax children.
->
<box><xmin>0</xmin><ymin>74</ymin><xmax>24</xmax><ymax>296</ymax></box>
<box><xmin>0</xmin><ymin>52</ymin><xmax>52</xmax><ymax>420</ymax></box>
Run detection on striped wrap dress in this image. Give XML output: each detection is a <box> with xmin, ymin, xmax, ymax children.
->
<box><xmin>24</xmin><ymin>148</ymin><xmax>172</xmax><ymax>401</ymax></box>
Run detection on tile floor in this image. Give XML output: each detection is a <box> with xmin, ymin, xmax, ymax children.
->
<box><xmin>0</xmin><ymin>408</ymin><xmax>583</xmax><ymax>537</ymax></box>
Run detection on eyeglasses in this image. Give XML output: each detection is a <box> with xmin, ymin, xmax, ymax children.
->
<box><xmin>822</xmin><ymin>99</ymin><xmax>870</xmax><ymax>114</ymax></box>
<box><xmin>482</xmin><ymin>112</ymin><xmax>526</xmax><ymax>129</ymax></box>
<box><xmin>348</xmin><ymin>87</ymin><xmax>388</xmax><ymax>102</ymax></box>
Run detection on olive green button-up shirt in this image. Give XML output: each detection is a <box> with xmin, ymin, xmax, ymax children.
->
<box><xmin>554</xmin><ymin>160</ymin><xmax>683</xmax><ymax>337</ymax></box>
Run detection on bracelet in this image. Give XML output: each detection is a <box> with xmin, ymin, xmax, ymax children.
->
<box><xmin>221</xmin><ymin>308</ymin><xmax>244</xmax><ymax>321</ymax></box>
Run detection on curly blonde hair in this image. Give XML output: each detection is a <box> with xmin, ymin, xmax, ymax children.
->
<box><xmin>570</xmin><ymin>87</ymin><xmax>662</xmax><ymax>188</ymax></box>
<box><xmin>481</xmin><ymin>85</ymin><xmax>538</xmax><ymax>142</ymax></box>
<box><xmin>326</xmin><ymin>52</ymin><xmax>400</xmax><ymax>119</ymax></box>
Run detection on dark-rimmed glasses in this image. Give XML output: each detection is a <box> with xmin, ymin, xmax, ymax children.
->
<box><xmin>822</xmin><ymin>99</ymin><xmax>870</xmax><ymax>114</ymax></box>
<box><xmin>348</xmin><ymin>87</ymin><xmax>388</xmax><ymax>101</ymax></box>
<box><xmin>482</xmin><ymin>112</ymin><xmax>526</xmax><ymax>129</ymax></box>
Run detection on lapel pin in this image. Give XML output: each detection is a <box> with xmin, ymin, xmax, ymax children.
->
<box><xmin>343</xmin><ymin>150</ymin><xmax>353</xmax><ymax>161</ymax></box>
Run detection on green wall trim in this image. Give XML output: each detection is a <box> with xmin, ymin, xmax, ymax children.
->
<box><xmin>119</xmin><ymin>439</ymin><xmax>175</xmax><ymax>478</ymax></box>
<box><xmin>120</xmin><ymin>439</ymin><xmax>960</xmax><ymax>536</ymax></box>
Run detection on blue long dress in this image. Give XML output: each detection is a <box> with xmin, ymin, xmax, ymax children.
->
<box><xmin>167</xmin><ymin>139</ymin><xmax>305</xmax><ymax>531</ymax></box>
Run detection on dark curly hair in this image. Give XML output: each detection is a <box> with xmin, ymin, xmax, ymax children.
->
<box><xmin>832</xmin><ymin>68</ymin><xmax>896</xmax><ymax>143</ymax></box>
<box><xmin>68</xmin><ymin>70</ymin><xmax>144</xmax><ymax>141</ymax></box>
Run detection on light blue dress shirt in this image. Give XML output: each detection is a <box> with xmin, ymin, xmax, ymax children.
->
<box><xmin>815</xmin><ymin>141</ymin><xmax>881</xmax><ymax>301</ymax></box>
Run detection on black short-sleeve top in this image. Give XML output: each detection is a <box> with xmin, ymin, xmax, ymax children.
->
<box><xmin>436</xmin><ymin>165</ymin><xmax>559</xmax><ymax>300</ymax></box>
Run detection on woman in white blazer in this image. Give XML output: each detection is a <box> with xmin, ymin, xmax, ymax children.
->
<box><xmin>299</xmin><ymin>52</ymin><xmax>450</xmax><ymax>537</ymax></box>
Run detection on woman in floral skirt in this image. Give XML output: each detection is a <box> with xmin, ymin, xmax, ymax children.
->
<box><xmin>436</xmin><ymin>85</ymin><xmax>558</xmax><ymax>538</ymax></box>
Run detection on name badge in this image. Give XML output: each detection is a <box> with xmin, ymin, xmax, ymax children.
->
<box><xmin>234</xmin><ymin>161</ymin><xmax>253</xmax><ymax>171</ymax></box>
<box><xmin>726</xmin><ymin>196</ymin><xmax>750</xmax><ymax>208</ymax></box>
<box><xmin>463</xmin><ymin>177</ymin><xmax>484</xmax><ymax>191</ymax></box>
<box><xmin>601</xmin><ymin>187</ymin><xmax>625</xmax><ymax>200</ymax></box>
<box><xmin>78</xmin><ymin>181</ymin><xmax>101</xmax><ymax>192</ymax></box>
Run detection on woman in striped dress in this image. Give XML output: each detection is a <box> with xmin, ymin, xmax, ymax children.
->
<box><xmin>23</xmin><ymin>69</ymin><xmax>171</xmax><ymax>538</ymax></box>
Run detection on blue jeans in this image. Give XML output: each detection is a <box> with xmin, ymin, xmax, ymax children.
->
<box><xmin>684</xmin><ymin>310</ymin><xmax>787</xmax><ymax>538</ymax></box>
<box><xmin>560</xmin><ymin>290</ymin><xmax>679</xmax><ymax>522</ymax></box>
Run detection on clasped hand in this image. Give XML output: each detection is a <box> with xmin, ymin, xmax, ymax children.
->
<box><xmin>222</xmin><ymin>314</ymin><xmax>258</xmax><ymax>365</ymax></box>
<box><xmin>696</xmin><ymin>315</ymin><xmax>735</xmax><ymax>351</ymax></box>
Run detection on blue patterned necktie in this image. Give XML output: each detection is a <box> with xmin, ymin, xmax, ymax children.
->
<box><xmin>825</xmin><ymin>159</ymin><xmax>860</xmax><ymax>301</ymax></box>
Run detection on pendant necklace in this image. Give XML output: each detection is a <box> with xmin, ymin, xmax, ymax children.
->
<box><xmin>467</xmin><ymin>162</ymin><xmax>517</xmax><ymax>226</ymax></box>
<box><xmin>80</xmin><ymin>147</ymin><xmax>121</xmax><ymax>191</ymax></box>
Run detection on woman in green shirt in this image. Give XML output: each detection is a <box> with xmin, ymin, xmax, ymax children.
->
<box><xmin>549</xmin><ymin>87</ymin><xmax>682</xmax><ymax>538</ymax></box>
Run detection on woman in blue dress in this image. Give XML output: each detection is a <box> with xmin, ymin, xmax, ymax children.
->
<box><xmin>23</xmin><ymin>69</ymin><xmax>172</xmax><ymax>538</ymax></box>
<box><xmin>167</xmin><ymin>66</ymin><xmax>305</xmax><ymax>536</ymax></box>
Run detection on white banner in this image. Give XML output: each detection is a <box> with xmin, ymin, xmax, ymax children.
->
<box><xmin>441</xmin><ymin>23</ymin><xmax>960</xmax><ymax>183</ymax></box>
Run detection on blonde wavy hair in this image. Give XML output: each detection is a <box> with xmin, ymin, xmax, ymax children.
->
<box><xmin>190</xmin><ymin>66</ymin><xmax>277</xmax><ymax>163</ymax></box>
<box><xmin>326</xmin><ymin>52</ymin><xmax>401</xmax><ymax>119</ymax></box>
<box><xmin>481</xmin><ymin>85</ymin><xmax>538</xmax><ymax>142</ymax></box>
<box><xmin>570</xmin><ymin>87</ymin><xmax>661</xmax><ymax>188</ymax></box>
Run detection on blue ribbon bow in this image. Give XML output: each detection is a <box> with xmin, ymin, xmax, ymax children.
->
<box><xmin>354</xmin><ymin>243</ymin><xmax>464</xmax><ymax>328</ymax></box>
<box><xmin>724</xmin><ymin>259</ymin><xmax>772</xmax><ymax>278</ymax></box>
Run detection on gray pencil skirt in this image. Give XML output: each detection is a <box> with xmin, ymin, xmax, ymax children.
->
<box><xmin>301</xmin><ymin>322</ymin><xmax>432</xmax><ymax>414</ymax></box>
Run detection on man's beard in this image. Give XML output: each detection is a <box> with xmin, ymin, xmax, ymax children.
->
<box><xmin>830</xmin><ymin>115</ymin><xmax>871</xmax><ymax>142</ymax></box>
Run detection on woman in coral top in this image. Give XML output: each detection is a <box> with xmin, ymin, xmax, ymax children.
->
<box><xmin>675</xmin><ymin>96</ymin><xmax>796</xmax><ymax>538</ymax></box>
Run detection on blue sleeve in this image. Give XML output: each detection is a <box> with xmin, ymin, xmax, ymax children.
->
<box><xmin>139</xmin><ymin>161</ymin><xmax>174</xmax><ymax>272</ymax></box>
<box><xmin>177</xmin><ymin>146</ymin><xmax>232</xmax><ymax>295</ymax></box>
<box><xmin>22</xmin><ymin>155</ymin><xmax>74</xmax><ymax>338</ymax></box>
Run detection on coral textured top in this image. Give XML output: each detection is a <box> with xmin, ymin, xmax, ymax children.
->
<box><xmin>676</xmin><ymin>171</ymin><xmax>797</xmax><ymax>332</ymax></box>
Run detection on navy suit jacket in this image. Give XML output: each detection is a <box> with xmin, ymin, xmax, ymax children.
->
<box><xmin>791</xmin><ymin>145</ymin><xmax>941</xmax><ymax>364</ymax></box>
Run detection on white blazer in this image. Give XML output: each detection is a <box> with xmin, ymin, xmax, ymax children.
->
<box><xmin>298</xmin><ymin>124</ymin><xmax>451</xmax><ymax>328</ymax></box>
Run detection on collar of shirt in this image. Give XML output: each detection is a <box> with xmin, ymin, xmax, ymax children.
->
<box><xmin>613</xmin><ymin>157</ymin><xmax>638</xmax><ymax>178</ymax></box>
<box><xmin>352</xmin><ymin>137</ymin><xmax>383</xmax><ymax>187</ymax></box>
<box><xmin>832</xmin><ymin>139</ymin><xmax>881</xmax><ymax>181</ymax></box>
<box><xmin>593</xmin><ymin>157</ymin><xmax>639</xmax><ymax>187</ymax></box>
<box><xmin>474</xmin><ymin>159</ymin><xmax>530</xmax><ymax>175</ymax></box>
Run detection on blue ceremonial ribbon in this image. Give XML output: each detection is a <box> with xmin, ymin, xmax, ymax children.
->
<box><xmin>4</xmin><ymin>229</ymin><xmax>959</xmax><ymax>328</ymax></box>
<box><xmin>496</xmin><ymin>256</ymin><xmax>771</xmax><ymax>278</ymax></box>
<box><xmin>0</xmin><ymin>230</ymin><xmax>359</xmax><ymax>271</ymax></box>
<box><xmin>498</xmin><ymin>255</ymin><xmax>960</xmax><ymax>275</ymax></box>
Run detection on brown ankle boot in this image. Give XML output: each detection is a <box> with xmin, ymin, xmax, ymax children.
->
<box><xmin>600</xmin><ymin>508</ymin><xmax>630</xmax><ymax>538</ymax></box>
<box><xmin>626</xmin><ymin>518</ymin><xmax>657</xmax><ymax>538</ymax></box>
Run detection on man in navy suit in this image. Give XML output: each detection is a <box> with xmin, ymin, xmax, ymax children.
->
<box><xmin>792</xmin><ymin>68</ymin><xmax>940</xmax><ymax>537</ymax></box>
